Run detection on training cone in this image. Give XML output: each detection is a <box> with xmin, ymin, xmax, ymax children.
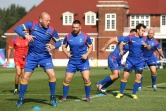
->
<box><xmin>33</xmin><ymin>106</ymin><xmax>41</xmax><ymax>110</ymax></box>
<box><xmin>98</xmin><ymin>93</ymin><xmax>104</xmax><ymax>97</ymax></box>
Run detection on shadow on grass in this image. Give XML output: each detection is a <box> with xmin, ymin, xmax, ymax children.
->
<box><xmin>2</xmin><ymin>90</ymin><xmax>29</xmax><ymax>94</ymax></box>
<box><xmin>56</xmin><ymin>94</ymin><xmax>80</xmax><ymax>100</ymax></box>
<box><xmin>2</xmin><ymin>90</ymin><xmax>14</xmax><ymax>93</ymax></box>
<box><xmin>157</xmin><ymin>87</ymin><xmax>166</xmax><ymax>89</ymax></box>
<box><xmin>7</xmin><ymin>98</ymin><xmax>50</xmax><ymax>105</ymax></box>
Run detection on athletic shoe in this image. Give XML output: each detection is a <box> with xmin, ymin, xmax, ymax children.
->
<box><xmin>59</xmin><ymin>97</ymin><xmax>66</xmax><ymax>102</ymax></box>
<box><xmin>96</xmin><ymin>83</ymin><xmax>102</xmax><ymax>92</ymax></box>
<box><xmin>16</xmin><ymin>98</ymin><xmax>23</xmax><ymax>107</ymax></box>
<box><xmin>116</xmin><ymin>93</ymin><xmax>123</xmax><ymax>98</ymax></box>
<box><xmin>14</xmin><ymin>89</ymin><xmax>18</xmax><ymax>95</ymax></box>
<box><xmin>131</xmin><ymin>94</ymin><xmax>138</xmax><ymax>99</ymax></box>
<box><xmin>152</xmin><ymin>85</ymin><xmax>158</xmax><ymax>91</ymax></box>
<box><xmin>50</xmin><ymin>96</ymin><xmax>57</xmax><ymax>107</ymax></box>
<box><xmin>86</xmin><ymin>98</ymin><xmax>92</xmax><ymax>102</ymax></box>
<box><xmin>138</xmin><ymin>87</ymin><xmax>142</xmax><ymax>91</ymax></box>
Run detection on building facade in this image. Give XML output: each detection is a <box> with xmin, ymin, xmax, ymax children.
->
<box><xmin>4</xmin><ymin>0</ymin><xmax>166</xmax><ymax>66</ymax></box>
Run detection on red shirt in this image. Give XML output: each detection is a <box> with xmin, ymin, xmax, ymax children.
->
<box><xmin>9</xmin><ymin>37</ymin><xmax>29</xmax><ymax>59</ymax></box>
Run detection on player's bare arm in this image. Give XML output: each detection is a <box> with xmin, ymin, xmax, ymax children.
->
<box><xmin>119</xmin><ymin>42</ymin><xmax>124</xmax><ymax>55</ymax></box>
<box><xmin>62</xmin><ymin>44</ymin><xmax>71</xmax><ymax>58</ymax></box>
<box><xmin>5</xmin><ymin>47</ymin><xmax>12</xmax><ymax>65</ymax></box>
<box><xmin>100</xmin><ymin>37</ymin><xmax>118</xmax><ymax>54</ymax></box>
<box><xmin>142</xmin><ymin>41</ymin><xmax>151</xmax><ymax>50</ymax></box>
<box><xmin>82</xmin><ymin>44</ymin><xmax>93</xmax><ymax>60</ymax></box>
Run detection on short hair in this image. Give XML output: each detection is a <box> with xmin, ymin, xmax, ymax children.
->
<box><xmin>136</xmin><ymin>24</ymin><xmax>146</xmax><ymax>31</ymax></box>
<box><xmin>72</xmin><ymin>20</ymin><xmax>81</xmax><ymax>25</ymax></box>
<box><xmin>130</xmin><ymin>29</ymin><xmax>136</xmax><ymax>33</ymax></box>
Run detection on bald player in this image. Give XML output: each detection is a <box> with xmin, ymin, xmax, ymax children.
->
<box><xmin>139</xmin><ymin>29</ymin><xmax>164</xmax><ymax>91</ymax></box>
<box><xmin>14</xmin><ymin>12</ymin><xmax>61</xmax><ymax>107</ymax></box>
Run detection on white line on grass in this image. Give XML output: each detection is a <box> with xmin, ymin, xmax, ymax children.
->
<box><xmin>146</xmin><ymin>83</ymin><xmax>166</xmax><ymax>88</ymax></box>
<box><xmin>0</xmin><ymin>83</ymin><xmax>165</xmax><ymax>97</ymax></box>
<box><xmin>74</xmin><ymin>82</ymin><xmax>166</xmax><ymax>101</ymax></box>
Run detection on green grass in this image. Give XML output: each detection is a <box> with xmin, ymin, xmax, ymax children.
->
<box><xmin>0</xmin><ymin>67</ymin><xmax>166</xmax><ymax>111</ymax></box>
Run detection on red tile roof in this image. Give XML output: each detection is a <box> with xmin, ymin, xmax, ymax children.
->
<box><xmin>126</xmin><ymin>0</ymin><xmax>166</xmax><ymax>14</ymax></box>
<box><xmin>6</xmin><ymin>0</ymin><xmax>98</xmax><ymax>33</ymax></box>
<box><xmin>6</xmin><ymin>0</ymin><xmax>166</xmax><ymax>33</ymax></box>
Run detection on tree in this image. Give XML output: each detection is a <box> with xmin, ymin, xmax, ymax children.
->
<box><xmin>0</xmin><ymin>4</ymin><xmax>28</xmax><ymax>48</ymax></box>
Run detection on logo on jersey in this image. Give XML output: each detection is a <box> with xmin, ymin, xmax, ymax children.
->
<box><xmin>46</xmin><ymin>63</ymin><xmax>51</xmax><ymax>65</ymax></box>
<box><xmin>80</xmin><ymin>38</ymin><xmax>83</xmax><ymax>42</ymax></box>
<box><xmin>132</xmin><ymin>40</ymin><xmax>136</xmax><ymax>43</ymax></box>
<box><xmin>151</xmin><ymin>43</ymin><xmax>154</xmax><ymax>46</ymax></box>
<box><xmin>69</xmin><ymin>39</ymin><xmax>73</xmax><ymax>42</ymax></box>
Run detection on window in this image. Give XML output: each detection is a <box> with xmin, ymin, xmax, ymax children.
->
<box><xmin>161</xmin><ymin>15</ymin><xmax>166</xmax><ymax>25</ymax></box>
<box><xmin>130</xmin><ymin>15</ymin><xmax>150</xmax><ymax>28</ymax></box>
<box><xmin>90</xmin><ymin>38</ymin><xmax>95</xmax><ymax>51</ymax></box>
<box><xmin>105</xmin><ymin>13</ymin><xmax>116</xmax><ymax>31</ymax></box>
<box><xmin>105</xmin><ymin>44</ymin><xmax>116</xmax><ymax>52</ymax></box>
<box><xmin>84</xmin><ymin>11</ymin><xmax>96</xmax><ymax>25</ymax></box>
<box><xmin>62</xmin><ymin>11</ymin><xmax>74</xmax><ymax>25</ymax></box>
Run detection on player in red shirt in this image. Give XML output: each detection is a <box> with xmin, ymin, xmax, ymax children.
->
<box><xmin>5</xmin><ymin>30</ymin><xmax>29</xmax><ymax>94</ymax></box>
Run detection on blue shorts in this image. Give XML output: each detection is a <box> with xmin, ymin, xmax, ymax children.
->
<box><xmin>145</xmin><ymin>56</ymin><xmax>156</xmax><ymax>66</ymax></box>
<box><xmin>108</xmin><ymin>55</ymin><xmax>122</xmax><ymax>71</ymax></box>
<box><xmin>66</xmin><ymin>60</ymin><xmax>90</xmax><ymax>73</ymax></box>
<box><xmin>24</xmin><ymin>55</ymin><xmax>54</xmax><ymax>72</ymax></box>
<box><xmin>124</xmin><ymin>58</ymin><xmax>145</xmax><ymax>71</ymax></box>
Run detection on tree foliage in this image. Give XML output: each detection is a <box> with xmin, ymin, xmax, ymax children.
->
<box><xmin>0</xmin><ymin>4</ymin><xmax>28</xmax><ymax>48</ymax></box>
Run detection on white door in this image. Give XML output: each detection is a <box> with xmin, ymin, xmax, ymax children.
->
<box><xmin>160</xmin><ymin>15</ymin><xmax>166</xmax><ymax>33</ymax></box>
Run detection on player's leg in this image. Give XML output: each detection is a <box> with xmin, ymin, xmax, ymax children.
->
<box><xmin>146</xmin><ymin>57</ymin><xmax>158</xmax><ymax>91</ymax></box>
<box><xmin>138</xmin><ymin>75</ymin><xmax>143</xmax><ymax>91</ymax></box>
<box><xmin>14</xmin><ymin>58</ymin><xmax>26</xmax><ymax>94</ymax></box>
<box><xmin>79</xmin><ymin>60</ymin><xmax>91</xmax><ymax>102</ymax></box>
<box><xmin>40</xmin><ymin>57</ymin><xmax>58</xmax><ymax>106</ymax></box>
<box><xmin>101</xmin><ymin>70</ymin><xmax>120</xmax><ymax>93</ymax></box>
<box><xmin>81</xmin><ymin>70</ymin><xmax>91</xmax><ymax>102</ymax></box>
<box><xmin>45</xmin><ymin>69</ymin><xmax>58</xmax><ymax>106</ymax></box>
<box><xmin>60</xmin><ymin>62</ymin><xmax>76</xmax><ymax>102</ymax></box>
<box><xmin>149</xmin><ymin>65</ymin><xmax>158</xmax><ymax>91</ymax></box>
<box><xmin>132</xmin><ymin>62</ymin><xmax>144</xmax><ymax>99</ymax></box>
<box><xmin>16</xmin><ymin>71</ymin><xmax>32</xmax><ymax>107</ymax></box>
<box><xmin>16</xmin><ymin>56</ymin><xmax>37</xmax><ymax>107</ymax></box>
<box><xmin>14</xmin><ymin>66</ymin><xmax>21</xmax><ymax>94</ymax></box>
<box><xmin>96</xmin><ymin>58</ymin><xmax>120</xmax><ymax>91</ymax></box>
<box><xmin>116</xmin><ymin>60</ymin><xmax>132</xmax><ymax>98</ymax></box>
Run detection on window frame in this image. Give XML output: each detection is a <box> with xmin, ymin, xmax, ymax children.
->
<box><xmin>105</xmin><ymin>13</ymin><xmax>116</xmax><ymax>31</ymax></box>
<box><xmin>130</xmin><ymin>15</ymin><xmax>150</xmax><ymax>28</ymax></box>
<box><xmin>62</xmin><ymin>11</ymin><xmax>74</xmax><ymax>25</ymax></box>
<box><xmin>84</xmin><ymin>11</ymin><xmax>96</xmax><ymax>25</ymax></box>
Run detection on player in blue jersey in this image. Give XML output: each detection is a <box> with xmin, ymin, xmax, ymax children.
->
<box><xmin>60</xmin><ymin>20</ymin><xmax>93</xmax><ymax>102</ymax></box>
<box><xmin>138</xmin><ymin>29</ymin><xmax>164</xmax><ymax>91</ymax></box>
<box><xmin>116</xmin><ymin>24</ymin><xmax>150</xmax><ymax>99</ymax></box>
<box><xmin>96</xmin><ymin>29</ymin><xmax>136</xmax><ymax>93</ymax></box>
<box><xmin>14</xmin><ymin>12</ymin><xmax>61</xmax><ymax>107</ymax></box>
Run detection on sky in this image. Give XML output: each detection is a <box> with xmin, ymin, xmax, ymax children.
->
<box><xmin>0</xmin><ymin>0</ymin><xmax>43</xmax><ymax>11</ymax></box>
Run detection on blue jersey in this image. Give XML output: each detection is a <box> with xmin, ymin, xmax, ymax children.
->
<box><xmin>143</xmin><ymin>37</ymin><xmax>161</xmax><ymax>58</ymax></box>
<box><xmin>108</xmin><ymin>36</ymin><xmax>129</xmax><ymax>60</ymax></box>
<box><xmin>15</xmin><ymin>21</ymin><xmax>59</xmax><ymax>58</ymax></box>
<box><xmin>63</xmin><ymin>32</ymin><xmax>92</xmax><ymax>62</ymax></box>
<box><xmin>123</xmin><ymin>35</ymin><xmax>147</xmax><ymax>60</ymax></box>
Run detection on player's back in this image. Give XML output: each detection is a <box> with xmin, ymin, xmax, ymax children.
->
<box><xmin>109</xmin><ymin>36</ymin><xmax>129</xmax><ymax>60</ymax></box>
